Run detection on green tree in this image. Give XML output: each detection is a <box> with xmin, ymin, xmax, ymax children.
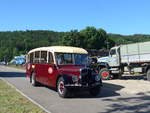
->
<box><xmin>80</xmin><ymin>27</ymin><xmax>112</xmax><ymax>49</ymax></box>
<box><xmin>60</xmin><ymin>30</ymin><xmax>83</xmax><ymax>47</ymax></box>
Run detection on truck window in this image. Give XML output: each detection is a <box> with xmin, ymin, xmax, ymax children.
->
<box><xmin>110</xmin><ymin>49</ymin><xmax>116</xmax><ymax>56</ymax></box>
<box><xmin>40</xmin><ymin>51</ymin><xmax>47</xmax><ymax>64</ymax></box>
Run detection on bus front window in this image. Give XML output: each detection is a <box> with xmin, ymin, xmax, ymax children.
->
<box><xmin>74</xmin><ymin>54</ymin><xmax>88</xmax><ymax>66</ymax></box>
<box><xmin>56</xmin><ymin>53</ymin><xmax>88</xmax><ymax>66</ymax></box>
<box><xmin>56</xmin><ymin>53</ymin><xmax>73</xmax><ymax>65</ymax></box>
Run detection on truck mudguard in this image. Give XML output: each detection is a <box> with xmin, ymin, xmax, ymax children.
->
<box><xmin>97</xmin><ymin>62</ymin><xmax>109</xmax><ymax>69</ymax></box>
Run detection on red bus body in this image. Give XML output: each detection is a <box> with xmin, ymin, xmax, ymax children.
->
<box><xmin>26</xmin><ymin>64</ymin><xmax>84</xmax><ymax>87</ymax></box>
<box><xmin>26</xmin><ymin>46</ymin><xmax>102</xmax><ymax>97</ymax></box>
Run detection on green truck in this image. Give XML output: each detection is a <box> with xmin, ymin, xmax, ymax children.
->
<box><xmin>97</xmin><ymin>41</ymin><xmax>150</xmax><ymax>80</ymax></box>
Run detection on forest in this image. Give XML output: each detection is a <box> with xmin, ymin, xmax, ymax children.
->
<box><xmin>0</xmin><ymin>26</ymin><xmax>150</xmax><ymax>61</ymax></box>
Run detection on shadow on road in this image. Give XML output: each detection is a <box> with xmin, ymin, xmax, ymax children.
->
<box><xmin>100</xmin><ymin>92</ymin><xmax>150</xmax><ymax>113</ymax></box>
<box><xmin>121</xmin><ymin>74</ymin><xmax>147</xmax><ymax>80</ymax></box>
<box><xmin>35</xmin><ymin>81</ymin><xmax>124</xmax><ymax>99</ymax></box>
<box><xmin>0</xmin><ymin>72</ymin><xmax>25</xmax><ymax>77</ymax></box>
<box><xmin>100</xmin><ymin>82</ymin><xmax>124</xmax><ymax>98</ymax></box>
<box><xmin>44</xmin><ymin>82</ymin><xmax>124</xmax><ymax>99</ymax></box>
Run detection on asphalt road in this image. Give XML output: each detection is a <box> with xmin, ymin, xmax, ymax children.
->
<box><xmin>0</xmin><ymin>65</ymin><xmax>150</xmax><ymax>113</ymax></box>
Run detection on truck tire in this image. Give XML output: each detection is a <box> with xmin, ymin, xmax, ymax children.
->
<box><xmin>146</xmin><ymin>69</ymin><xmax>150</xmax><ymax>81</ymax></box>
<box><xmin>57</xmin><ymin>77</ymin><xmax>70</xmax><ymax>98</ymax></box>
<box><xmin>99</xmin><ymin>68</ymin><xmax>111</xmax><ymax>80</ymax></box>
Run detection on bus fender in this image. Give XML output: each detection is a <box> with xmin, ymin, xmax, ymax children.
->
<box><xmin>56</xmin><ymin>74</ymin><xmax>73</xmax><ymax>86</ymax></box>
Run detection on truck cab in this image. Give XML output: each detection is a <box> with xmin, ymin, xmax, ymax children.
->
<box><xmin>97</xmin><ymin>46</ymin><xmax>121</xmax><ymax>80</ymax></box>
<box><xmin>97</xmin><ymin>46</ymin><xmax>120</xmax><ymax>67</ymax></box>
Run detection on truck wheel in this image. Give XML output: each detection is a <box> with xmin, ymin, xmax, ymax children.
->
<box><xmin>146</xmin><ymin>69</ymin><xmax>150</xmax><ymax>81</ymax></box>
<box><xmin>99</xmin><ymin>68</ymin><xmax>111</xmax><ymax>80</ymax></box>
<box><xmin>57</xmin><ymin>77</ymin><xmax>69</xmax><ymax>98</ymax></box>
<box><xmin>89</xmin><ymin>86</ymin><xmax>101</xmax><ymax>96</ymax></box>
<box><xmin>31</xmin><ymin>73</ymin><xmax>38</xmax><ymax>86</ymax></box>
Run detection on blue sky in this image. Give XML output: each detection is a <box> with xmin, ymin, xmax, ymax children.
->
<box><xmin>0</xmin><ymin>0</ymin><xmax>150</xmax><ymax>35</ymax></box>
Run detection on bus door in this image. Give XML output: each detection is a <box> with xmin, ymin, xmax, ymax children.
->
<box><xmin>38</xmin><ymin>51</ymin><xmax>54</xmax><ymax>86</ymax></box>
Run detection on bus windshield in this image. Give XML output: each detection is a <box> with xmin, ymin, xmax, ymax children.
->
<box><xmin>55</xmin><ymin>53</ymin><xmax>88</xmax><ymax>66</ymax></box>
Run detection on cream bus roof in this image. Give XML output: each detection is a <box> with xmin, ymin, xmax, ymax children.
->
<box><xmin>28</xmin><ymin>46</ymin><xmax>88</xmax><ymax>54</ymax></box>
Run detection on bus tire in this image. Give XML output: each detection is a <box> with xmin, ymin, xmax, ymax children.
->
<box><xmin>99</xmin><ymin>68</ymin><xmax>111</xmax><ymax>80</ymax></box>
<box><xmin>57</xmin><ymin>77</ymin><xmax>69</xmax><ymax>98</ymax></box>
<box><xmin>31</xmin><ymin>73</ymin><xmax>38</xmax><ymax>86</ymax></box>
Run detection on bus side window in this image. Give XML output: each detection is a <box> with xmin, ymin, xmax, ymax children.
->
<box><xmin>48</xmin><ymin>52</ymin><xmax>54</xmax><ymax>64</ymax></box>
<box><xmin>30</xmin><ymin>53</ymin><xmax>34</xmax><ymax>63</ymax></box>
<box><xmin>34</xmin><ymin>51</ymin><xmax>40</xmax><ymax>63</ymax></box>
<box><xmin>41</xmin><ymin>51</ymin><xmax>47</xmax><ymax>64</ymax></box>
<box><xmin>26</xmin><ymin>54</ymin><xmax>30</xmax><ymax>63</ymax></box>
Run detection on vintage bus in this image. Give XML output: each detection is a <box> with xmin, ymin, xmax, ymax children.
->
<box><xmin>26</xmin><ymin>46</ymin><xmax>102</xmax><ymax>98</ymax></box>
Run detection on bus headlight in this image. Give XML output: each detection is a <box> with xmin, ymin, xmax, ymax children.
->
<box><xmin>72</xmin><ymin>76</ymin><xmax>78</xmax><ymax>83</ymax></box>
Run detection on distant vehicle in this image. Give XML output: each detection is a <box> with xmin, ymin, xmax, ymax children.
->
<box><xmin>10</xmin><ymin>55</ymin><xmax>26</xmax><ymax>65</ymax></box>
<box><xmin>26</xmin><ymin>46</ymin><xmax>102</xmax><ymax>98</ymax></box>
<box><xmin>0</xmin><ymin>61</ymin><xmax>6</xmax><ymax>65</ymax></box>
<box><xmin>97</xmin><ymin>41</ymin><xmax>150</xmax><ymax>80</ymax></box>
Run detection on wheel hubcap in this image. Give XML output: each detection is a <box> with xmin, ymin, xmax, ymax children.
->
<box><xmin>101</xmin><ymin>71</ymin><xmax>109</xmax><ymax>77</ymax></box>
<box><xmin>58</xmin><ymin>81</ymin><xmax>64</xmax><ymax>94</ymax></box>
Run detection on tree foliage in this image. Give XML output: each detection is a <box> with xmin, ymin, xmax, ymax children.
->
<box><xmin>1</xmin><ymin>27</ymin><xmax>150</xmax><ymax>62</ymax></box>
<box><xmin>60</xmin><ymin>27</ymin><xmax>114</xmax><ymax>49</ymax></box>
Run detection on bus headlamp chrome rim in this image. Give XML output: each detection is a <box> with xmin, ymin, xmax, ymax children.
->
<box><xmin>72</xmin><ymin>76</ymin><xmax>78</xmax><ymax>82</ymax></box>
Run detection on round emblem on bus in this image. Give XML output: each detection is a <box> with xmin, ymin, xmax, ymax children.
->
<box><xmin>48</xmin><ymin>67</ymin><xmax>53</xmax><ymax>74</ymax></box>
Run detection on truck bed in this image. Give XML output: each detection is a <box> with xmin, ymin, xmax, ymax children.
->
<box><xmin>120</xmin><ymin>41</ymin><xmax>150</xmax><ymax>63</ymax></box>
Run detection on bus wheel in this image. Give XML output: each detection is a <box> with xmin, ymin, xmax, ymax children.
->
<box><xmin>146</xmin><ymin>69</ymin><xmax>150</xmax><ymax>81</ymax></box>
<box><xmin>31</xmin><ymin>73</ymin><xmax>38</xmax><ymax>86</ymax></box>
<box><xmin>57</xmin><ymin>77</ymin><xmax>69</xmax><ymax>98</ymax></box>
<box><xmin>99</xmin><ymin>68</ymin><xmax>111</xmax><ymax>80</ymax></box>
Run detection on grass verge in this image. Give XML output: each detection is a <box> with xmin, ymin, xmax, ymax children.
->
<box><xmin>0</xmin><ymin>79</ymin><xmax>46</xmax><ymax>113</ymax></box>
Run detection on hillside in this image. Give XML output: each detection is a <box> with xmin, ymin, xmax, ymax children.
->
<box><xmin>108</xmin><ymin>34</ymin><xmax>150</xmax><ymax>45</ymax></box>
<box><xmin>0</xmin><ymin>27</ymin><xmax>150</xmax><ymax>61</ymax></box>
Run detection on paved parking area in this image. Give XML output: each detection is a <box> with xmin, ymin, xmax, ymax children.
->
<box><xmin>0</xmin><ymin>65</ymin><xmax>150</xmax><ymax>113</ymax></box>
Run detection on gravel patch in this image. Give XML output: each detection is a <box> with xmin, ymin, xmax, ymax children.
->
<box><xmin>103</xmin><ymin>75</ymin><xmax>150</xmax><ymax>95</ymax></box>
